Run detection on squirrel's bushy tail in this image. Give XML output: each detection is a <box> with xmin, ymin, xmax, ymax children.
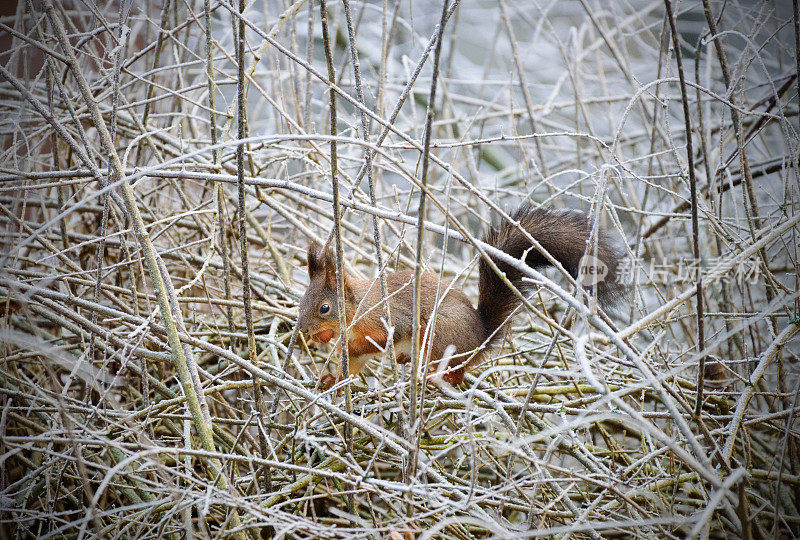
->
<box><xmin>477</xmin><ymin>204</ymin><xmax>623</xmax><ymax>339</ymax></box>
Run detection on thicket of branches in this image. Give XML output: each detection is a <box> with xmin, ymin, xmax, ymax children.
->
<box><xmin>0</xmin><ymin>0</ymin><xmax>798</xmax><ymax>537</ymax></box>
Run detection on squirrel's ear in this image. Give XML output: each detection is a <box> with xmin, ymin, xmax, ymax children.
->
<box><xmin>307</xmin><ymin>241</ymin><xmax>323</xmax><ymax>277</ymax></box>
<box><xmin>343</xmin><ymin>273</ymin><xmax>354</xmax><ymax>302</ymax></box>
<box><xmin>326</xmin><ymin>258</ymin><xmax>355</xmax><ymax>301</ymax></box>
<box><xmin>323</xmin><ymin>248</ymin><xmax>337</xmax><ymax>290</ymax></box>
<box><xmin>318</xmin><ymin>245</ymin><xmax>353</xmax><ymax>299</ymax></box>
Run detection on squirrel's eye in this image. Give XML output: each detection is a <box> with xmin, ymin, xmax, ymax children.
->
<box><xmin>319</xmin><ymin>304</ymin><xmax>330</xmax><ymax>314</ymax></box>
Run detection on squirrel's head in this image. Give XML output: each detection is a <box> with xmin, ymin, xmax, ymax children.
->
<box><xmin>296</xmin><ymin>241</ymin><xmax>352</xmax><ymax>343</ymax></box>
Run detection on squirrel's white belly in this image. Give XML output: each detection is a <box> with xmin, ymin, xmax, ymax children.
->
<box><xmin>392</xmin><ymin>337</ymin><xmax>412</xmax><ymax>358</ymax></box>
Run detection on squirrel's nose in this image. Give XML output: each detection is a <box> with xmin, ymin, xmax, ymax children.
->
<box><xmin>297</xmin><ymin>319</ymin><xmax>314</xmax><ymax>337</ymax></box>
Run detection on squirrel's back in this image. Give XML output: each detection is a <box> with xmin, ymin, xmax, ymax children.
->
<box><xmin>359</xmin><ymin>269</ymin><xmax>487</xmax><ymax>359</ymax></box>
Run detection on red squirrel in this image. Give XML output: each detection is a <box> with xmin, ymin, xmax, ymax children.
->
<box><xmin>296</xmin><ymin>204</ymin><xmax>622</xmax><ymax>388</ymax></box>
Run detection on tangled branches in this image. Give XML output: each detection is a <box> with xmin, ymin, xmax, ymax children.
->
<box><xmin>0</xmin><ymin>0</ymin><xmax>797</xmax><ymax>537</ymax></box>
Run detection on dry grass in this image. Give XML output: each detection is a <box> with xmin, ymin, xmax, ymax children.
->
<box><xmin>0</xmin><ymin>0</ymin><xmax>798</xmax><ymax>537</ymax></box>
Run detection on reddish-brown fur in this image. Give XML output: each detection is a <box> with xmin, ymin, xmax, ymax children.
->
<box><xmin>297</xmin><ymin>205</ymin><xmax>622</xmax><ymax>388</ymax></box>
<box><xmin>347</xmin><ymin>321</ymin><xmax>387</xmax><ymax>357</ymax></box>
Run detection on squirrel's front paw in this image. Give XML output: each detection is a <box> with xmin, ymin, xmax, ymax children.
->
<box><xmin>441</xmin><ymin>367</ymin><xmax>465</xmax><ymax>386</ymax></box>
<box><xmin>319</xmin><ymin>373</ymin><xmax>336</xmax><ymax>391</ymax></box>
